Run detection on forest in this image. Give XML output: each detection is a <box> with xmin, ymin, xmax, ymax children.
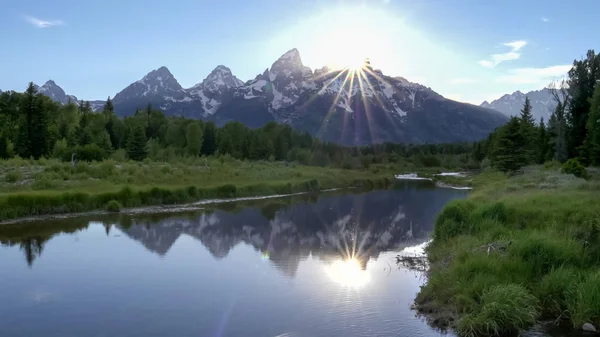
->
<box><xmin>0</xmin><ymin>82</ymin><xmax>477</xmax><ymax>170</ymax></box>
<box><xmin>476</xmin><ymin>50</ymin><xmax>600</xmax><ymax>175</ymax></box>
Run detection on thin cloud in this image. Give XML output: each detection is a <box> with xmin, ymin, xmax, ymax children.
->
<box><xmin>478</xmin><ymin>40</ymin><xmax>527</xmax><ymax>68</ymax></box>
<box><xmin>24</xmin><ymin>15</ymin><xmax>65</xmax><ymax>28</ymax></box>
<box><xmin>496</xmin><ymin>65</ymin><xmax>572</xmax><ymax>85</ymax></box>
<box><xmin>541</xmin><ymin>17</ymin><xmax>550</xmax><ymax>22</ymax></box>
<box><xmin>449</xmin><ymin>78</ymin><xmax>479</xmax><ymax>84</ymax></box>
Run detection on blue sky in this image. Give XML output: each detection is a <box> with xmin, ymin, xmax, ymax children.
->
<box><xmin>1</xmin><ymin>0</ymin><xmax>598</xmax><ymax>104</ymax></box>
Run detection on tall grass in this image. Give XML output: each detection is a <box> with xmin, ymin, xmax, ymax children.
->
<box><xmin>419</xmin><ymin>166</ymin><xmax>600</xmax><ymax>335</ymax></box>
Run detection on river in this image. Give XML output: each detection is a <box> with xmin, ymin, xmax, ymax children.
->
<box><xmin>0</xmin><ymin>181</ymin><xmax>468</xmax><ymax>336</ymax></box>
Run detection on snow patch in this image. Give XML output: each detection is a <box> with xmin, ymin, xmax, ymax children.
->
<box><xmin>336</xmin><ymin>100</ymin><xmax>354</xmax><ymax>113</ymax></box>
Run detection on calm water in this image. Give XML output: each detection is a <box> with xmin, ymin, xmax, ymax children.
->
<box><xmin>0</xmin><ymin>182</ymin><xmax>469</xmax><ymax>337</ymax></box>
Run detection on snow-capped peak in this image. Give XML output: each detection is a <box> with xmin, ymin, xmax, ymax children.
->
<box><xmin>130</xmin><ymin>66</ymin><xmax>186</xmax><ymax>97</ymax></box>
<box><xmin>36</xmin><ymin>80</ymin><xmax>78</xmax><ymax>104</ymax></box>
<box><xmin>191</xmin><ymin>65</ymin><xmax>244</xmax><ymax>93</ymax></box>
<box><xmin>270</xmin><ymin>48</ymin><xmax>306</xmax><ymax>75</ymax></box>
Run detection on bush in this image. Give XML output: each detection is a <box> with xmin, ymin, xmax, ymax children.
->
<box><xmin>5</xmin><ymin>170</ymin><xmax>23</xmax><ymax>183</ymax></box>
<box><xmin>567</xmin><ymin>271</ymin><xmax>600</xmax><ymax>328</ymax></box>
<box><xmin>75</xmin><ymin>144</ymin><xmax>107</xmax><ymax>162</ymax></box>
<box><xmin>105</xmin><ymin>200</ymin><xmax>122</xmax><ymax>212</ymax></box>
<box><xmin>456</xmin><ymin>284</ymin><xmax>539</xmax><ymax>337</ymax></box>
<box><xmin>52</xmin><ymin>138</ymin><xmax>71</xmax><ymax>161</ymax></box>
<box><xmin>562</xmin><ymin>158</ymin><xmax>588</xmax><ymax>179</ymax></box>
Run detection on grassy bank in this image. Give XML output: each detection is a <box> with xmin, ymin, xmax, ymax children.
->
<box><xmin>0</xmin><ymin>157</ymin><xmax>395</xmax><ymax>221</ymax></box>
<box><xmin>416</xmin><ymin>164</ymin><xmax>600</xmax><ymax>336</ymax></box>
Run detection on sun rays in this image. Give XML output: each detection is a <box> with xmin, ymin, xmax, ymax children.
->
<box><xmin>307</xmin><ymin>58</ymin><xmax>396</xmax><ymax>144</ymax></box>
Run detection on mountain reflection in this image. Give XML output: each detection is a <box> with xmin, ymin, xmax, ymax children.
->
<box><xmin>0</xmin><ymin>183</ymin><xmax>468</xmax><ymax>271</ymax></box>
<box><xmin>119</xmin><ymin>184</ymin><xmax>465</xmax><ymax>277</ymax></box>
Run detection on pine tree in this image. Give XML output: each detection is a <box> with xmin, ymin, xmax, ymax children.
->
<box><xmin>16</xmin><ymin>83</ymin><xmax>37</xmax><ymax>157</ymax></box>
<box><xmin>492</xmin><ymin>117</ymin><xmax>527</xmax><ymax>172</ymax></box>
<box><xmin>519</xmin><ymin>97</ymin><xmax>537</xmax><ymax>163</ymax></box>
<box><xmin>103</xmin><ymin>97</ymin><xmax>114</xmax><ymax>114</ymax></box>
<box><xmin>567</xmin><ymin>50</ymin><xmax>600</xmax><ymax>160</ymax></box>
<box><xmin>537</xmin><ymin>117</ymin><xmax>548</xmax><ymax>164</ymax></box>
<box><xmin>586</xmin><ymin>84</ymin><xmax>600</xmax><ymax>166</ymax></box>
<box><xmin>16</xmin><ymin>83</ymin><xmax>49</xmax><ymax>159</ymax></box>
<box><xmin>126</xmin><ymin>124</ymin><xmax>147</xmax><ymax>161</ymax></box>
<box><xmin>201</xmin><ymin>121</ymin><xmax>217</xmax><ymax>155</ymax></box>
<box><xmin>0</xmin><ymin>136</ymin><xmax>7</xmax><ymax>159</ymax></box>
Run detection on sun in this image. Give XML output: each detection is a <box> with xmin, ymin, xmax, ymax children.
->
<box><xmin>325</xmin><ymin>258</ymin><xmax>371</xmax><ymax>288</ymax></box>
<box><xmin>302</xmin><ymin>7</ymin><xmax>392</xmax><ymax>73</ymax></box>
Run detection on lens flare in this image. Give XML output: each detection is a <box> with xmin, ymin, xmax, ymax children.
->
<box><xmin>325</xmin><ymin>258</ymin><xmax>371</xmax><ymax>288</ymax></box>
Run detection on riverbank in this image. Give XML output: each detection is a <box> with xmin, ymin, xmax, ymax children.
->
<box><xmin>0</xmin><ymin>158</ymin><xmax>395</xmax><ymax>221</ymax></box>
<box><xmin>416</xmin><ymin>164</ymin><xmax>600</xmax><ymax>336</ymax></box>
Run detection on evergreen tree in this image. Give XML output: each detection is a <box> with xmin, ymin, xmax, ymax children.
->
<box><xmin>519</xmin><ymin>97</ymin><xmax>537</xmax><ymax>163</ymax></box>
<box><xmin>537</xmin><ymin>117</ymin><xmax>548</xmax><ymax>164</ymax></box>
<box><xmin>586</xmin><ymin>84</ymin><xmax>600</xmax><ymax>166</ymax></box>
<box><xmin>492</xmin><ymin>117</ymin><xmax>527</xmax><ymax>172</ymax></box>
<box><xmin>126</xmin><ymin>124</ymin><xmax>147</xmax><ymax>161</ymax></box>
<box><xmin>16</xmin><ymin>83</ymin><xmax>49</xmax><ymax>159</ymax></box>
<box><xmin>16</xmin><ymin>83</ymin><xmax>37</xmax><ymax>157</ymax></box>
<box><xmin>103</xmin><ymin>97</ymin><xmax>114</xmax><ymax>114</ymax></box>
<box><xmin>567</xmin><ymin>50</ymin><xmax>600</xmax><ymax>160</ymax></box>
<box><xmin>186</xmin><ymin>122</ymin><xmax>203</xmax><ymax>156</ymax></box>
<box><xmin>201</xmin><ymin>121</ymin><xmax>217</xmax><ymax>155</ymax></box>
<box><xmin>0</xmin><ymin>136</ymin><xmax>7</xmax><ymax>159</ymax></box>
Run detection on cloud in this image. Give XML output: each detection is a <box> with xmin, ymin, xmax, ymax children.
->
<box><xmin>449</xmin><ymin>78</ymin><xmax>479</xmax><ymax>84</ymax></box>
<box><xmin>541</xmin><ymin>17</ymin><xmax>550</xmax><ymax>22</ymax></box>
<box><xmin>24</xmin><ymin>15</ymin><xmax>65</xmax><ymax>28</ymax></box>
<box><xmin>496</xmin><ymin>65</ymin><xmax>571</xmax><ymax>85</ymax></box>
<box><xmin>478</xmin><ymin>40</ymin><xmax>527</xmax><ymax>68</ymax></box>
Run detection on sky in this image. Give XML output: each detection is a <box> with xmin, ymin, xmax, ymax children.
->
<box><xmin>1</xmin><ymin>0</ymin><xmax>598</xmax><ymax>104</ymax></box>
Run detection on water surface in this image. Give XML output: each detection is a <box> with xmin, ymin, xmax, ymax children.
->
<box><xmin>0</xmin><ymin>182</ymin><xmax>468</xmax><ymax>337</ymax></box>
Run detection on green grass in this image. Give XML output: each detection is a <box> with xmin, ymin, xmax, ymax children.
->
<box><xmin>418</xmin><ymin>165</ymin><xmax>600</xmax><ymax>335</ymax></box>
<box><xmin>0</xmin><ymin>157</ymin><xmax>396</xmax><ymax>221</ymax></box>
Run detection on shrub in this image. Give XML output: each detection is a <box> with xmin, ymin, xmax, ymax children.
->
<box><xmin>562</xmin><ymin>158</ymin><xmax>588</xmax><ymax>179</ymax></box>
<box><xmin>5</xmin><ymin>170</ymin><xmax>23</xmax><ymax>183</ymax></box>
<box><xmin>105</xmin><ymin>200</ymin><xmax>122</xmax><ymax>212</ymax></box>
<box><xmin>75</xmin><ymin>144</ymin><xmax>107</xmax><ymax>162</ymax></box>
<box><xmin>111</xmin><ymin>149</ymin><xmax>128</xmax><ymax>162</ymax></box>
<box><xmin>456</xmin><ymin>284</ymin><xmax>539</xmax><ymax>337</ymax></box>
<box><xmin>566</xmin><ymin>271</ymin><xmax>600</xmax><ymax>328</ymax></box>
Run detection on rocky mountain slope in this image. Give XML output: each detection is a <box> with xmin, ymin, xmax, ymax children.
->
<box><xmin>15</xmin><ymin>48</ymin><xmax>508</xmax><ymax>145</ymax></box>
<box><xmin>480</xmin><ymin>88</ymin><xmax>556</xmax><ymax>122</ymax></box>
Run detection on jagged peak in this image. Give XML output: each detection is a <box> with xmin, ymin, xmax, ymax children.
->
<box><xmin>270</xmin><ymin>48</ymin><xmax>304</xmax><ymax>74</ymax></box>
<box><xmin>191</xmin><ymin>65</ymin><xmax>243</xmax><ymax>92</ymax></box>
<box><xmin>143</xmin><ymin>66</ymin><xmax>174</xmax><ymax>79</ymax></box>
<box><xmin>43</xmin><ymin>80</ymin><xmax>58</xmax><ymax>87</ymax></box>
<box><xmin>279</xmin><ymin>48</ymin><xmax>300</xmax><ymax>60</ymax></box>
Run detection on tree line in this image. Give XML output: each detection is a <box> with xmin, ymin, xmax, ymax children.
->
<box><xmin>473</xmin><ymin>49</ymin><xmax>600</xmax><ymax>172</ymax></box>
<box><xmin>0</xmin><ymin>83</ymin><xmax>476</xmax><ymax>168</ymax></box>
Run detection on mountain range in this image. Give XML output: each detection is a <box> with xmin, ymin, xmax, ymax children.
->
<box><xmin>480</xmin><ymin>88</ymin><xmax>556</xmax><ymax>122</ymax></box>
<box><xmin>6</xmin><ymin>49</ymin><xmax>509</xmax><ymax>145</ymax></box>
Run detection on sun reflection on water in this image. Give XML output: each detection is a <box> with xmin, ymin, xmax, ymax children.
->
<box><xmin>325</xmin><ymin>258</ymin><xmax>371</xmax><ymax>289</ymax></box>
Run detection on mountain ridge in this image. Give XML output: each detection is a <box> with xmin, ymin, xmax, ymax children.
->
<box><xmin>5</xmin><ymin>48</ymin><xmax>508</xmax><ymax>145</ymax></box>
<box><xmin>480</xmin><ymin>87</ymin><xmax>556</xmax><ymax>122</ymax></box>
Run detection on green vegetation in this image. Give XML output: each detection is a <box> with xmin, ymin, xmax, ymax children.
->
<box><xmin>476</xmin><ymin>50</ymin><xmax>599</xmax><ymax>172</ymax></box>
<box><xmin>0</xmin><ymin>157</ymin><xmax>399</xmax><ymax>221</ymax></box>
<box><xmin>105</xmin><ymin>200</ymin><xmax>122</xmax><ymax>212</ymax></box>
<box><xmin>417</xmin><ymin>166</ymin><xmax>600</xmax><ymax>335</ymax></box>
